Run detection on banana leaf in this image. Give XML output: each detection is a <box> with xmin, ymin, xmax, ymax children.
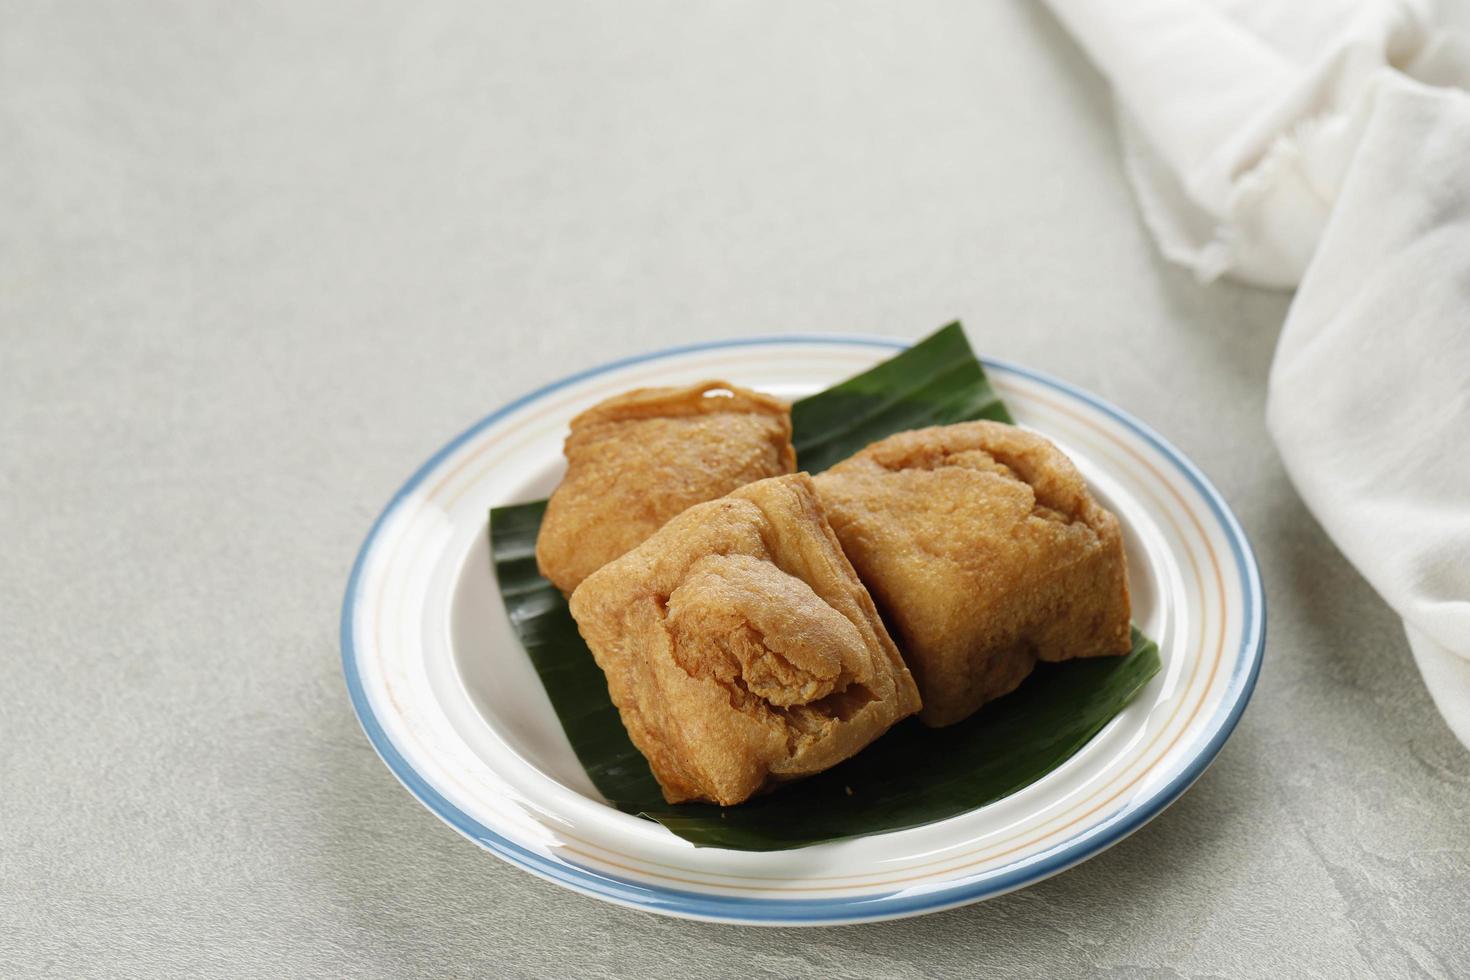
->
<box><xmin>791</xmin><ymin>321</ymin><xmax>1013</xmax><ymax>474</ymax></box>
<box><xmin>488</xmin><ymin>322</ymin><xmax>1161</xmax><ymax>850</ymax></box>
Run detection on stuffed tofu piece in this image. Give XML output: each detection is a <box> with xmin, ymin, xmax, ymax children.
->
<box><xmin>535</xmin><ymin>381</ymin><xmax>795</xmax><ymax>594</ymax></box>
<box><xmin>813</xmin><ymin>421</ymin><xmax>1131</xmax><ymax>727</ymax></box>
<box><xmin>568</xmin><ymin>474</ymin><xmax>921</xmax><ymax>805</ymax></box>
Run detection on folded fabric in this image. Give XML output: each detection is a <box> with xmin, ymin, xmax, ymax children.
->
<box><xmin>1269</xmin><ymin>76</ymin><xmax>1470</xmax><ymax>747</ymax></box>
<box><xmin>1043</xmin><ymin>0</ymin><xmax>1470</xmax><ymax>746</ymax></box>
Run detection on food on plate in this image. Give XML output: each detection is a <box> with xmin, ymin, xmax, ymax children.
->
<box><xmin>813</xmin><ymin>421</ymin><xmax>1131</xmax><ymax>727</ymax></box>
<box><xmin>568</xmin><ymin>473</ymin><xmax>921</xmax><ymax>805</ymax></box>
<box><xmin>535</xmin><ymin>380</ymin><xmax>795</xmax><ymax>594</ymax></box>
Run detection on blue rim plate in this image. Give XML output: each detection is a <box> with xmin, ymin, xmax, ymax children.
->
<box><xmin>341</xmin><ymin>336</ymin><xmax>1265</xmax><ymax>925</ymax></box>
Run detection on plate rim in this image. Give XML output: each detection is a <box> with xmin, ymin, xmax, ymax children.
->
<box><xmin>340</xmin><ymin>334</ymin><xmax>1266</xmax><ymax>926</ymax></box>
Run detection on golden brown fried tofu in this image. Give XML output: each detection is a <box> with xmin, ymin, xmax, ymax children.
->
<box><xmin>535</xmin><ymin>381</ymin><xmax>795</xmax><ymax>594</ymax></box>
<box><xmin>813</xmin><ymin>421</ymin><xmax>1131</xmax><ymax>727</ymax></box>
<box><xmin>568</xmin><ymin>474</ymin><xmax>921</xmax><ymax>806</ymax></box>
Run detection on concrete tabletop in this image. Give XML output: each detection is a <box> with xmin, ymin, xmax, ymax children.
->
<box><xmin>5</xmin><ymin>2</ymin><xmax>1468</xmax><ymax>976</ymax></box>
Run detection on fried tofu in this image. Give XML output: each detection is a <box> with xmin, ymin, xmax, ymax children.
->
<box><xmin>568</xmin><ymin>474</ymin><xmax>921</xmax><ymax>805</ymax></box>
<box><xmin>813</xmin><ymin>421</ymin><xmax>1131</xmax><ymax>727</ymax></box>
<box><xmin>535</xmin><ymin>381</ymin><xmax>795</xmax><ymax>594</ymax></box>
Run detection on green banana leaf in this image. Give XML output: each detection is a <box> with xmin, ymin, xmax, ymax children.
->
<box><xmin>488</xmin><ymin>322</ymin><xmax>1161</xmax><ymax>850</ymax></box>
<box><xmin>791</xmin><ymin>322</ymin><xmax>1013</xmax><ymax>474</ymax></box>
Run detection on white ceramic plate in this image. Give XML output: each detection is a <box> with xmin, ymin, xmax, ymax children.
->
<box><xmin>341</xmin><ymin>336</ymin><xmax>1264</xmax><ymax>926</ymax></box>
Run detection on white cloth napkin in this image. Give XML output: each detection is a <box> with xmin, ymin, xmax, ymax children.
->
<box><xmin>1043</xmin><ymin>0</ymin><xmax>1470</xmax><ymax>746</ymax></box>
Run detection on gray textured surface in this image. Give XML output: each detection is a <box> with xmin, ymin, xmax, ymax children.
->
<box><xmin>4</xmin><ymin>1</ymin><xmax>1468</xmax><ymax>977</ymax></box>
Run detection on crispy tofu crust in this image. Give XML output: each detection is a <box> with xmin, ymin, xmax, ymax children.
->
<box><xmin>813</xmin><ymin>421</ymin><xmax>1131</xmax><ymax>727</ymax></box>
<box><xmin>568</xmin><ymin>474</ymin><xmax>921</xmax><ymax>805</ymax></box>
<box><xmin>535</xmin><ymin>381</ymin><xmax>796</xmax><ymax>594</ymax></box>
